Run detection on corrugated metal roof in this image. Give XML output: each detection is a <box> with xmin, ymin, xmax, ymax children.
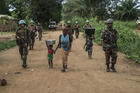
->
<box><xmin>0</xmin><ymin>15</ymin><xmax>14</xmax><ymax>20</ymax></box>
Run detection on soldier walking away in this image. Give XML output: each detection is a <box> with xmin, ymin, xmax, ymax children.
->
<box><xmin>28</xmin><ymin>20</ymin><xmax>37</xmax><ymax>50</ymax></box>
<box><xmin>37</xmin><ymin>23</ymin><xmax>42</xmax><ymax>41</ymax></box>
<box><xmin>74</xmin><ymin>21</ymin><xmax>80</xmax><ymax>39</ymax></box>
<box><xmin>55</xmin><ymin>28</ymin><xmax>70</xmax><ymax>72</ymax></box>
<box><xmin>65</xmin><ymin>21</ymin><xmax>74</xmax><ymax>51</ymax></box>
<box><xmin>16</xmin><ymin>20</ymin><xmax>29</xmax><ymax>68</ymax></box>
<box><xmin>83</xmin><ymin>37</ymin><xmax>93</xmax><ymax>59</ymax></box>
<box><xmin>101</xmin><ymin>18</ymin><xmax>118</xmax><ymax>72</ymax></box>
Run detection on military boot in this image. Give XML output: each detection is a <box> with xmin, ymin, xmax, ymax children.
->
<box><xmin>65</xmin><ymin>65</ymin><xmax>68</xmax><ymax>69</ymax></box>
<box><xmin>61</xmin><ymin>65</ymin><xmax>66</xmax><ymax>72</ymax></box>
<box><xmin>22</xmin><ymin>64</ymin><xmax>27</xmax><ymax>68</ymax></box>
<box><xmin>111</xmin><ymin>63</ymin><xmax>117</xmax><ymax>72</ymax></box>
<box><xmin>106</xmin><ymin>64</ymin><xmax>110</xmax><ymax>72</ymax></box>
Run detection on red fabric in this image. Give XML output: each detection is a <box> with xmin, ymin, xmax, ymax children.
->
<box><xmin>66</xmin><ymin>31</ymin><xmax>70</xmax><ymax>34</ymax></box>
<box><xmin>48</xmin><ymin>49</ymin><xmax>54</xmax><ymax>54</ymax></box>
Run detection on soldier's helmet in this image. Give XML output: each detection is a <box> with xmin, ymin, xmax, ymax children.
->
<box><xmin>30</xmin><ymin>20</ymin><xmax>34</xmax><ymax>24</ymax></box>
<box><xmin>136</xmin><ymin>20</ymin><xmax>140</xmax><ymax>24</ymax></box>
<box><xmin>105</xmin><ymin>18</ymin><xmax>113</xmax><ymax>24</ymax></box>
<box><xmin>67</xmin><ymin>20</ymin><xmax>71</xmax><ymax>24</ymax></box>
<box><xmin>38</xmin><ymin>23</ymin><xmax>40</xmax><ymax>25</ymax></box>
<box><xmin>86</xmin><ymin>20</ymin><xmax>89</xmax><ymax>23</ymax></box>
<box><xmin>19</xmin><ymin>20</ymin><xmax>26</xmax><ymax>25</ymax></box>
<box><xmin>76</xmin><ymin>21</ymin><xmax>78</xmax><ymax>24</ymax></box>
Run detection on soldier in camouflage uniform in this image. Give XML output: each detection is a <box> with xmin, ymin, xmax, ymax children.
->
<box><xmin>74</xmin><ymin>21</ymin><xmax>80</xmax><ymax>39</ymax></box>
<box><xmin>83</xmin><ymin>20</ymin><xmax>92</xmax><ymax>29</ymax></box>
<box><xmin>36</xmin><ymin>23</ymin><xmax>42</xmax><ymax>41</ymax></box>
<box><xmin>16</xmin><ymin>20</ymin><xmax>29</xmax><ymax>68</ymax></box>
<box><xmin>28</xmin><ymin>20</ymin><xmax>37</xmax><ymax>50</ymax></box>
<box><xmin>83</xmin><ymin>20</ymin><xmax>92</xmax><ymax>40</ymax></box>
<box><xmin>65</xmin><ymin>21</ymin><xmax>74</xmax><ymax>50</ymax></box>
<box><xmin>101</xmin><ymin>18</ymin><xmax>118</xmax><ymax>72</ymax></box>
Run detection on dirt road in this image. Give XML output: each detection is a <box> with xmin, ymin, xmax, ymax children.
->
<box><xmin>0</xmin><ymin>31</ymin><xmax>140</xmax><ymax>93</ymax></box>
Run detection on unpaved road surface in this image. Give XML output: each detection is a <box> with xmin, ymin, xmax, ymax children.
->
<box><xmin>0</xmin><ymin>31</ymin><xmax>140</xmax><ymax>93</ymax></box>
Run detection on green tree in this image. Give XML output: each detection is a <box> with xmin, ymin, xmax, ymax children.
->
<box><xmin>112</xmin><ymin>0</ymin><xmax>140</xmax><ymax>21</ymax></box>
<box><xmin>0</xmin><ymin>0</ymin><xmax>9</xmax><ymax>14</ymax></box>
<box><xmin>62</xmin><ymin>0</ymin><xmax>110</xmax><ymax>20</ymax></box>
<box><xmin>8</xmin><ymin>0</ymin><xmax>31</xmax><ymax>19</ymax></box>
<box><xmin>31</xmin><ymin>0</ymin><xmax>63</xmax><ymax>25</ymax></box>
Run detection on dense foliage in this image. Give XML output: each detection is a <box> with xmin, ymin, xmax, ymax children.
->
<box><xmin>71</xmin><ymin>17</ymin><xmax>140</xmax><ymax>63</ymax></box>
<box><xmin>63</xmin><ymin>0</ymin><xmax>140</xmax><ymax>21</ymax></box>
<box><xmin>31</xmin><ymin>0</ymin><xmax>63</xmax><ymax>26</ymax></box>
<box><xmin>0</xmin><ymin>0</ymin><xmax>9</xmax><ymax>14</ymax></box>
<box><xmin>5</xmin><ymin>0</ymin><xmax>63</xmax><ymax>26</ymax></box>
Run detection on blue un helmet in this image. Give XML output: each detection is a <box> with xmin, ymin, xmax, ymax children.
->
<box><xmin>19</xmin><ymin>20</ymin><xmax>26</xmax><ymax>25</ymax></box>
<box><xmin>30</xmin><ymin>20</ymin><xmax>34</xmax><ymax>24</ymax></box>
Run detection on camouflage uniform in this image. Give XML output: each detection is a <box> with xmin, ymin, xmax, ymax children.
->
<box><xmin>74</xmin><ymin>24</ymin><xmax>80</xmax><ymax>38</ymax></box>
<box><xmin>37</xmin><ymin>25</ymin><xmax>42</xmax><ymax>40</ymax></box>
<box><xmin>83</xmin><ymin>24</ymin><xmax>92</xmax><ymax>29</ymax></box>
<box><xmin>16</xmin><ymin>27</ymin><xmax>29</xmax><ymax>60</ymax></box>
<box><xmin>101</xmin><ymin>28</ymin><xmax>118</xmax><ymax>71</ymax></box>
<box><xmin>28</xmin><ymin>24</ymin><xmax>37</xmax><ymax>50</ymax></box>
<box><xmin>83</xmin><ymin>24</ymin><xmax>92</xmax><ymax>39</ymax></box>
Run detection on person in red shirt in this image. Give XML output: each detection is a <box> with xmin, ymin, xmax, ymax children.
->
<box><xmin>47</xmin><ymin>44</ymin><xmax>54</xmax><ymax>68</ymax></box>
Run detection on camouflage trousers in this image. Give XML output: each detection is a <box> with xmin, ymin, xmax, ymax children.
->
<box><xmin>18</xmin><ymin>44</ymin><xmax>28</xmax><ymax>58</ymax></box>
<box><xmin>61</xmin><ymin>48</ymin><xmax>69</xmax><ymax>66</ymax></box>
<box><xmin>16</xmin><ymin>39</ymin><xmax>28</xmax><ymax>57</ymax></box>
<box><xmin>29</xmin><ymin>37</ymin><xmax>35</xmax><ymax>49</ymax></box>
<box><xmin>105</xmin><ymin>48</ymin><xmax>118</xmax><ymax>65</ymax></box>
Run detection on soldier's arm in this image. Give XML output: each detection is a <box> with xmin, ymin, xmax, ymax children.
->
<box><xmin>15</xmin><ymin>29</ymin><xmax>18</xmax><ymax>39</ymax></box>
<box><xmin>116</xmin><ymin>30</ymin><xmax>119</xmax><ymax>40</ymax></box>
<box><xmin>15</xmin><ymin>28</ymin><xmax>20</xmax><ymax>39</ymax></box>
<box><xmin>26</xmin><ymin>29</ymin><xmax>30</xmax><ymax>41</ymax></box>
<box><xmin>101</xmin><ymin>30</ymin><xmax>105</xmax><ymax>46</ymax></box>
<box><xmin>90</xmin><ymin>24</ymin><xmax>92</xmax><ymax>28</ymax></box>
<box><xmin>83</xmin><ymin>41</ymin><xmax>87</xmax><ymax>49</ymax></box>
<box><xmin>83</xmin><ymin>25</ymin><xmax>86</xmax><ymax>29</ymax></box>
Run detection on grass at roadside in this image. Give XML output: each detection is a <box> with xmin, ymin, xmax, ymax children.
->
<box><xmin>71</xmin><ymin>17</ymin><xmax>140</xmax><ymax>63</ymax></box>
<box><xmin>0</xmin><ymin>40</ymin><xmax>16</xmax><ymax>51</ymax></box>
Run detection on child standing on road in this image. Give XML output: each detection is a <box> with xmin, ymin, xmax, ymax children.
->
<box><xmin>46</xmin><ymin>44</ymin><xmax>54</xmax><ymax>68</ymax></box>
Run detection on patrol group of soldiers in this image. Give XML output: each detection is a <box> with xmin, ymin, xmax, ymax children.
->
<box><xmin>15</xmin><ymin>18</ymin><xmax>118</xmax><ymax>73</ymax></box>
<box><xmin>0</xmin><ymin>18</ymin><xmax>118</xmax><ymax>86</ymax></box>
<box><xmin>58</xmin><ymin>18</ymin><xmax>118</xmax><ymax>72</ymax></box>
<box><xmin>16</xmin><ymin>20</ymin><xmax>42</xmax><ymax>68</ymax></box>
<box><xmin>54</xmin><ymin>18</ymin><xmax>118</xmax><ymax>72</ymax></box>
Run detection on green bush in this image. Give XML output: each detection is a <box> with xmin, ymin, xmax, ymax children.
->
<box><xmin>0</xmin><ymin>40</ymin><xmax>16</xmax><ymax>51</ymax></box>
<box><xmin>71</xmin><ymin>17</ymin><xmax>140</xmax><ymax>63</ymax></box>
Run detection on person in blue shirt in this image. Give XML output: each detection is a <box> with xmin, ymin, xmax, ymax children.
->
<box><xmin>55</xmin><ymin>28</ymin><xmax>71</xmax><ymax>72</ymax></box>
